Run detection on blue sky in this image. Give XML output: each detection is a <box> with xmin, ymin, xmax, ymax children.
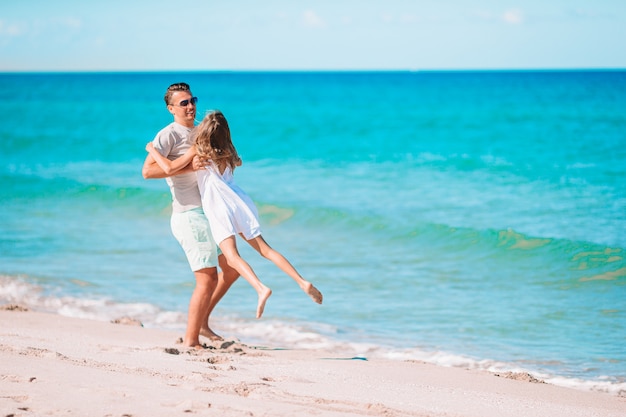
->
<box><xmin>1</xmin><ymin>0</ymin><xmax>625</xmax><ymax>71</ymax></box>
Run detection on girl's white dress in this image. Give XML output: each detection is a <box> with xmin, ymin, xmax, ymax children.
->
<box><xmin>196</xmin><ymin>162</ymin><xmax>261</xmax><ymax>245</ymax></box>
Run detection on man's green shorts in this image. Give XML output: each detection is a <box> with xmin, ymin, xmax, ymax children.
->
<box><xmin>170</xmin><ymin>207</ymin><xmax>221</xmax><ymax>271</ymax></box>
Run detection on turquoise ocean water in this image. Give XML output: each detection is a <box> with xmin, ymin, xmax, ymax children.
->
<box><xmin>1</xmin><ymin>71</ymin><xmax>625</xmax><ymax>394</ymax></box>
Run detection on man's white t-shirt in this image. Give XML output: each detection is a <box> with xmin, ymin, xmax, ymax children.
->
<box><xmin>152</xmin><ymin>122</ymin><xmax>201</xmax><ymax>213</ymax></box>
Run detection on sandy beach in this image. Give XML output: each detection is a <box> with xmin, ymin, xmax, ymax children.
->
<box><xmin>1</xmin><ymin>307</ymin><xmax>624</xmax><ymax>417</ymax></box>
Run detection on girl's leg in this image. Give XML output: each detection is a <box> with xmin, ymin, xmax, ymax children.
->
<box><xmin>219</xmin><ymin>236</ymin><xmax>272</xmax><ymax>319</ymax></box>
<box><xmin>246</xmin><ymin>235</ymin><xmax>323</xmax><ymax>304</ymax></box>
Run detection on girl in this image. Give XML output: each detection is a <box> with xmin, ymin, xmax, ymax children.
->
<box><xmin>146</xmin><ymin>110</ymin><xmax>323</xmax><ymax>319</ymax></box>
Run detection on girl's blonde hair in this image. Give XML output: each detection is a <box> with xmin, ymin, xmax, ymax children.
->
<box><xmin>191</xmin><ymin>110</ymin><xmax>241</xmax><ymax>170</ymax></box>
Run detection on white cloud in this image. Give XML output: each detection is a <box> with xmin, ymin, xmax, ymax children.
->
<box><xmin>399</xmin><ymin>13</ymin><xmax>419</xmax><ymax>24</ymax></box>
<box><xmin>60</xmin><ymin>17</ymin><xmax>82</xmax><ymax>30</ymax></box>
<box><xmin>381</xmin><ymin>13</ymin><xmax>393</xmax><ymax>24</ymax></box>
<box><xmin>503</xmin><ymin>9</ymin><xmax>524</xmax><ymax>25</ymax></box>
<box><xmin>302</xmin><ymin>9</ymin><xmax>326</xmax><ymax>28</ymax></box>
<box><xmin>380</xmin><ymin>12</ymin><xmax>422</xmax><ymax>25</ymax></box>
<box><xmin>0</xmin><ymin>20</ymin><xmax>25</xmax><ymax>37</ymax></box>
<box><xmin>0</xmin><ymin>16</ymin><xmax>82</xmax><ymax>39</ymax></box>
<box><xmin>473</xmin><ymin>10</ymin><xmax>495</xmax><ymax>21</ymax></box>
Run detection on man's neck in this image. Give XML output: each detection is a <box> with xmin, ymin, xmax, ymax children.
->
<box><xmin>174</xmin><ymin>119</ymin><xmax>194</xmax><ymax>129</ymax></box>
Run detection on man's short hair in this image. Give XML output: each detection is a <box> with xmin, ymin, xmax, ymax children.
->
<box><xmin>164</xmin><ymin>82</ymin><xmax>191</xmax><ymax>106</ymax></box>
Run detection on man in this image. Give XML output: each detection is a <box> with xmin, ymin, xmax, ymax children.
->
<box><xmin>142</xmin><ymin>82</ymin><xmax>238</xmax><ymax>348</ymax></box>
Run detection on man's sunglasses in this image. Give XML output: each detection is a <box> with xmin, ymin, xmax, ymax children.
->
<box><xmin>171</xmin><ymin>97</ymin><xmax>198</xmax><ymax>107</ymax></box>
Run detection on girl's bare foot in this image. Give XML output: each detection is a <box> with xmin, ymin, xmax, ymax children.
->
<box><xmin>256</xmin><ymin>287</ymin><xmax>272</xmax><ymax>319</ymax></box>
<box><xmin>302</xmin><ymin>281</ymin><xmax>323</xmax><ymax>304</ymax></box>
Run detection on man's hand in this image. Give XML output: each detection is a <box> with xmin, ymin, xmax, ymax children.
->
<box><xmin>192</xmin><ymin>155</ymin><xmax>207</xmax><ymax>171</ymax></box>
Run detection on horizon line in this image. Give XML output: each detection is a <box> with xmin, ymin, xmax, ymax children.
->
<box><xmin>1</xmin><ymin>67</ymin><xmax>625</xmax><ymax>75</ymax></box>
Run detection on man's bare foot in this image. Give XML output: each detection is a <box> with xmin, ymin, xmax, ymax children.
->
<box><xmin>256</xmin><ymin>287</ymin><xmax>272</xmax><ymax>319</ymax></box>
<box><xmin>182</xmin><ymin>341</ymin><xmax>206</xmax><ymax>350</ymax></box>
<box><xmin>200</xmin><ymin>327</ymin><xmax>224</xmax><ymax>342</ymax></box>
<box><xmin>302</xmin><ymin>281</ymin><xmax>323</xmax><ymax>304</ymax></box>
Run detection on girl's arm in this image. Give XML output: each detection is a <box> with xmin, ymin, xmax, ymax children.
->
<box><xmin>145</xmin><ymin>143</ymin><xmax>197</xmax><ymax>176</ymax></box>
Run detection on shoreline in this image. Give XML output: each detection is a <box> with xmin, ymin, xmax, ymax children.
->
<box><xmin>1</xmin><ymin>308</ymin><xmax>624</xmax><ymax>417</ymax></box>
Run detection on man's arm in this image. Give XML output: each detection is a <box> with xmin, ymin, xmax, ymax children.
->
<box><xmin>146</xmin><ymin>143</ymin><xmax>196</xmax><ymax>176</ymax></box>
<box><xmin>142</xmin><ymin>153</ymin><xmax>194</xmax><ymax>179</ymax></box>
